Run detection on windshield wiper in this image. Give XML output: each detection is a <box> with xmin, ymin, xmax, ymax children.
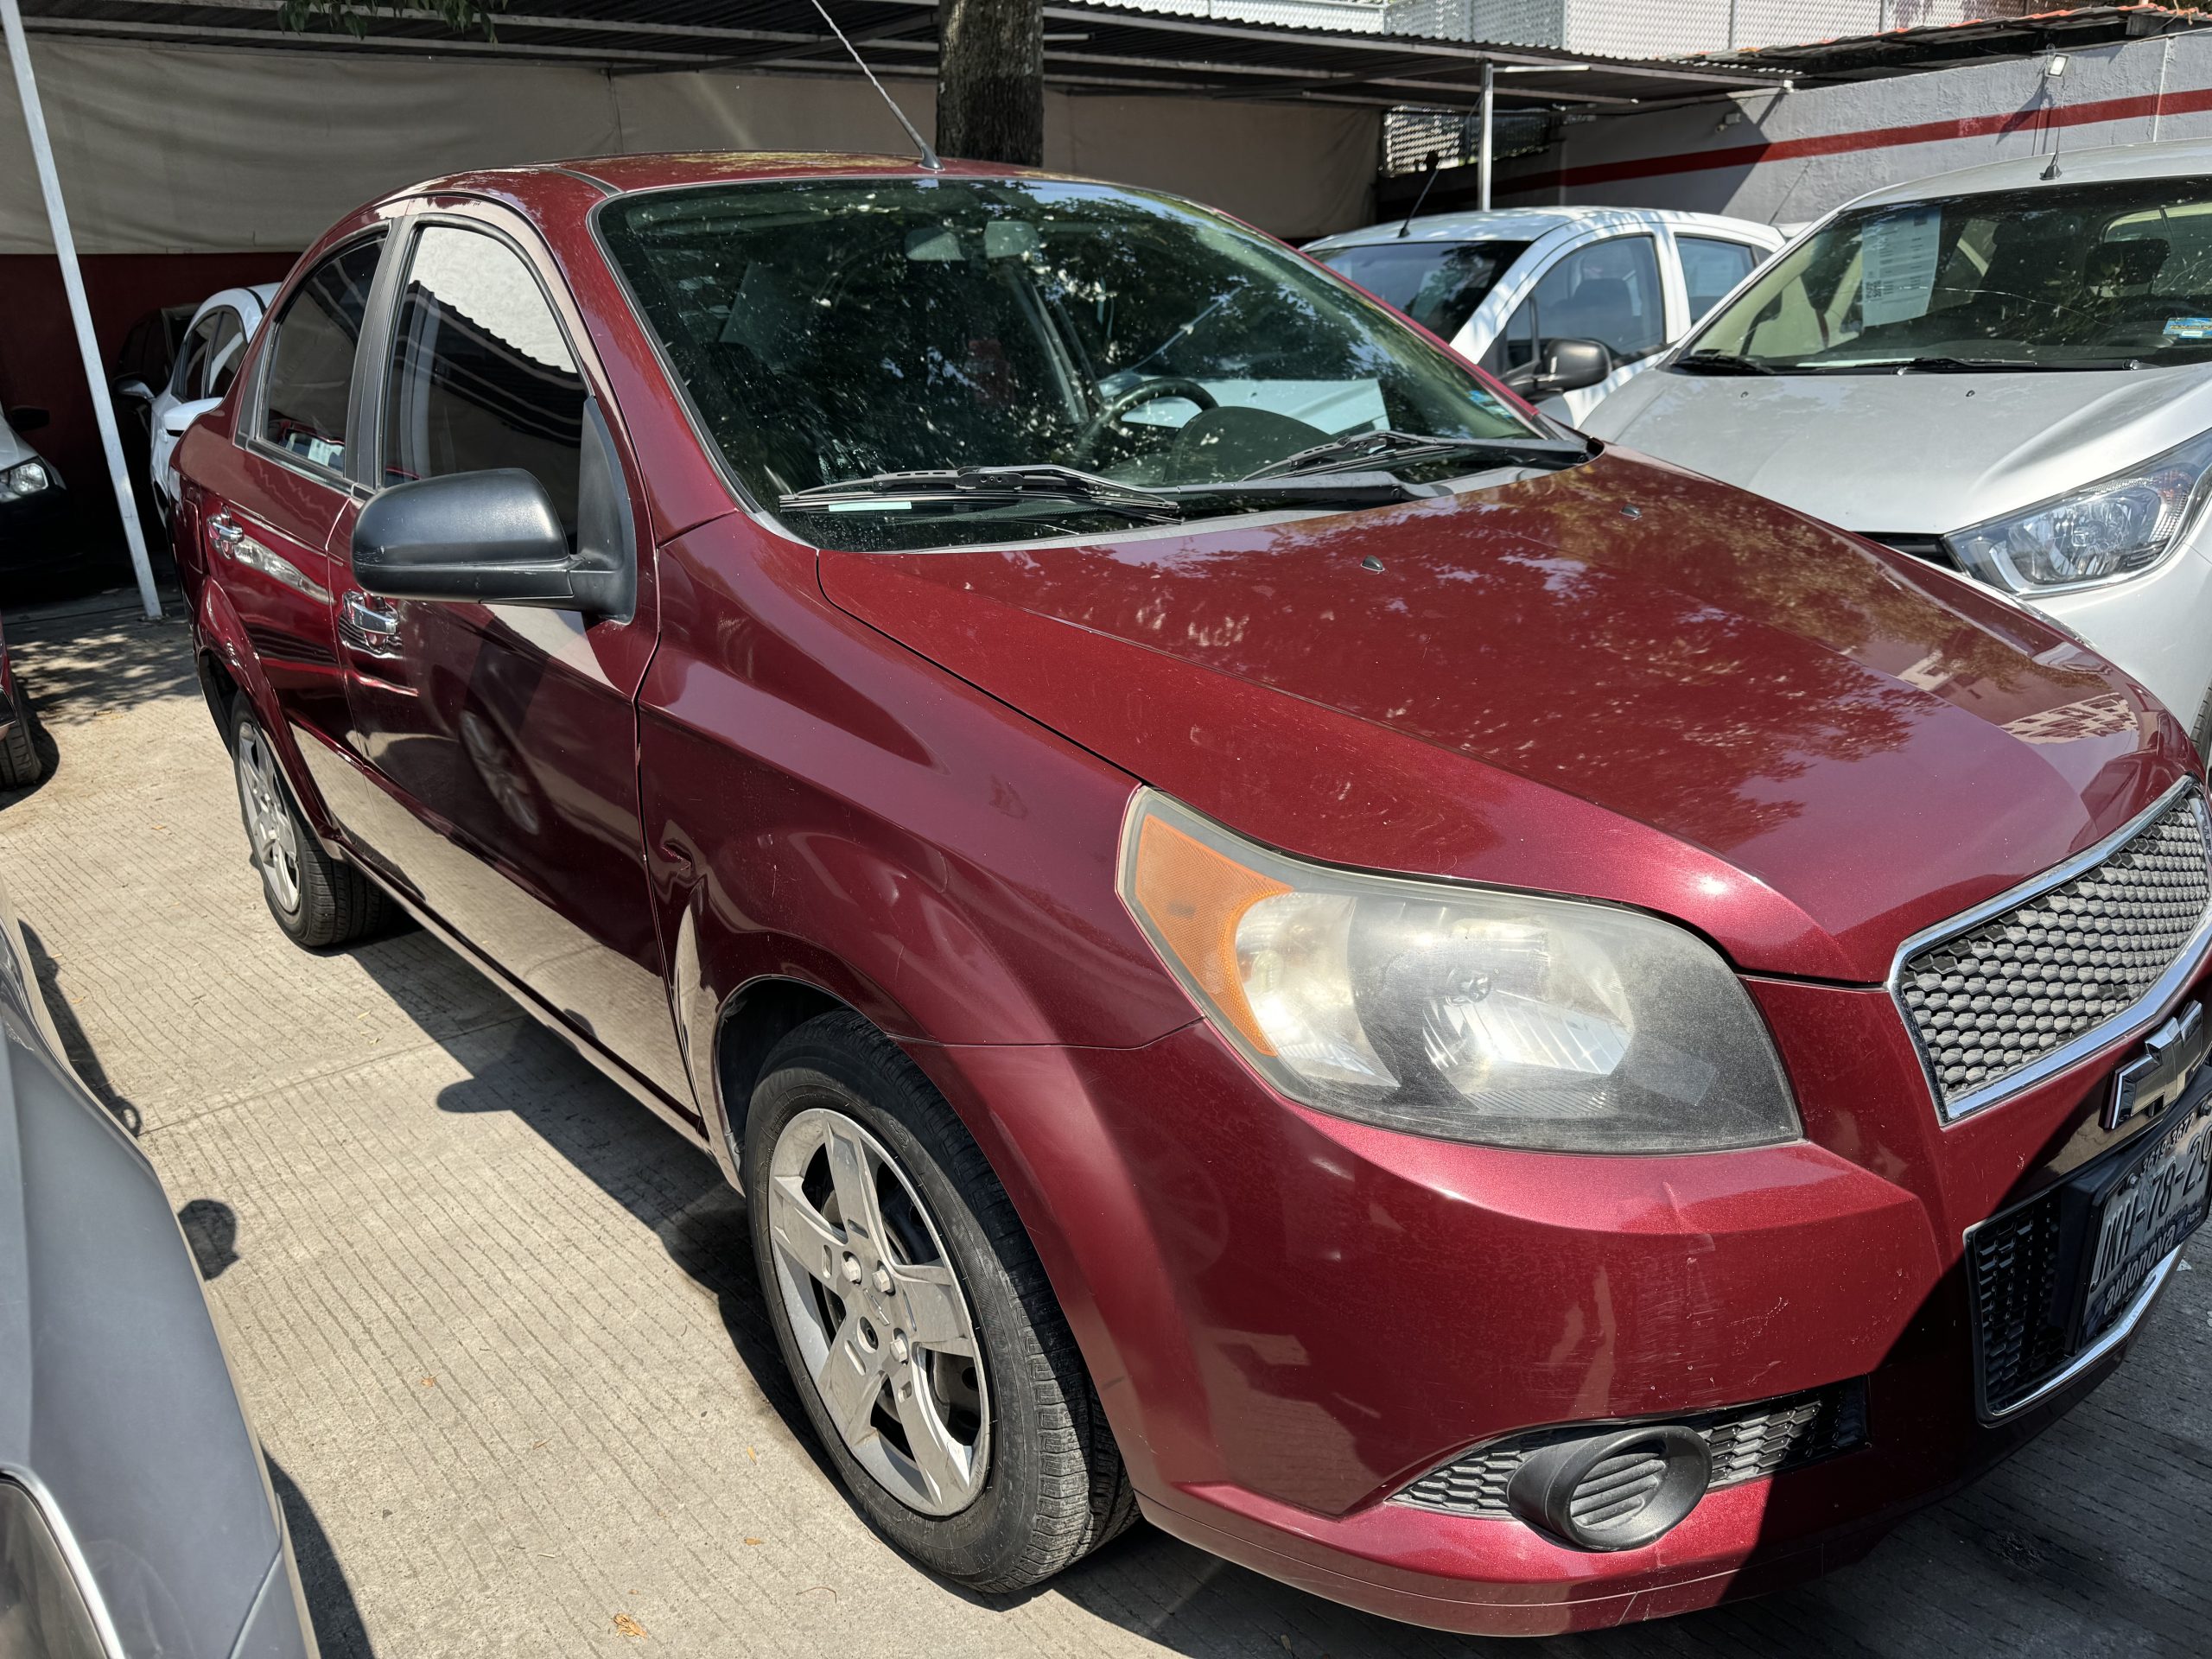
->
<box><xmin>1245</xmin><ymin>427</ymin><xmax>1590</xmax><ymax>481</ymax></box>
<box><xmin>1672</xmin><ymin>349</ymin><xmax>1777</xmax><ymax>376</ymax></box>
<box><xmin>780</xmin><ymin>465</ymin><xmax>1185</xmax><ymax>524</ymax></box>
<box><xmin>1820</xmin><ymin>355</ymin><xmax>2046</xmax><ymax>374</ymax></box>
<box><xmin>779</xmin><ymin>462</ymin><xmax>1446</xmax><ymax>524</ymax></box>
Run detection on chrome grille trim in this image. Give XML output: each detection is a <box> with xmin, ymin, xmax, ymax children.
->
<box><xmin>1888</xmin><ymin>779</ymin><xmax>2212</xmax><ymax>1125</ymax></box>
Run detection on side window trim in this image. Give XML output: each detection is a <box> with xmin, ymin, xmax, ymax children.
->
<box><xmin>241</xmin><ymin>227</ymin><xmax>391</xmax><ymax>496</ymax></box>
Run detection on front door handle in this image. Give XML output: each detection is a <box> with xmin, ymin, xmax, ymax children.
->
<box><xmin>207</xmin><ymin>513</ymin><xmax>245</xmax><ymax>549</ymax></box>
<box><xmin>338</xmin><ymin>588</ymin><xmax>403</xmax><ymax>657</ymax></box>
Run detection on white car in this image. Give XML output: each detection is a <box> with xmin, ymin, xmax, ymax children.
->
<box><xmin>1585</xmin><ymin>137</ymin><xmax>2212</xmax><ymax>755</ymax></box>
<box><xmin>1306</xmin><ymin>207</ymin><xmax>1785</xmax><ymax>422</ymax></box>
<box><xmin>118</xmin><ymin>283</ymin><xmax>277</xmax><ymax>520</ymax></box>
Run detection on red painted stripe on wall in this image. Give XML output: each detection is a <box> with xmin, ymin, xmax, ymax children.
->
<box><xmin>1514</xmin><ymin>85</ymin><xmax>2212</xmax><ymax>194</ymax></box>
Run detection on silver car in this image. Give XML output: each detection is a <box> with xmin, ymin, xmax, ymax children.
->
<box><xmin>0</xmin><ymin>875</ymin><xmax>317</xmax><ymax>1658</ymax></box>
<box><xmin>1586</xmin><ymin>137</ymin><xmax>2212</xmax><ymax>753</ymax></box>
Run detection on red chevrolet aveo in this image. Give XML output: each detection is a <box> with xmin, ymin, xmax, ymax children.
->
<box><xmin>173</xmin><ymin>153</ymin><xmax>2212</xmax><ymax>1633</ymax></box>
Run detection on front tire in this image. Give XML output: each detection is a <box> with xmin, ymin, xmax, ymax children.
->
<box><xmin>744</xmin><ymin>1012</ymin><xmax>1135</xmax><ymax>1592</ymax></box>
<box><xmin>229</xmin><ymin>703</ymin><xmax>391</xmax><ymax>947</ymax></box>
<box><xmin>1</xmin><ymin>673</ymin><xmax>39</xmax><ymax>788</ymax></box>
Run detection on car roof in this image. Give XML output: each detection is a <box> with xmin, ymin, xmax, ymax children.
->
<box><xmin>403</xmin><ymin>150</ymin><xmax>1040</xmax><ymax>203</ymax></box>
<box><xmin>1851</xmin><ymin>135</ymin><xmax>2212</xmax><ymax>208</ymax></box>
<box><xmin>1306</xmin><ymin>205</ymin><xmax>1776</xmax><ymax>251</ymax></box>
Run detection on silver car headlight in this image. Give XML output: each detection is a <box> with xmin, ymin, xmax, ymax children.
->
<box><xmin>1945</xmin><ymin>430</ymin><xmax>2212</xmax><ymax>593</ymax></box>
<box><xmin>1</xmin><ymin>460</ymin><xmax>52</xmax><ymax>499</ymax></box>
<box><xmin>1116</xmin><ymin>791</ymin><xmax>1800</xmax><ymax>1154</ymax></box>
<box><xmin>0</xmin><ymin>1481</ymin><xmax>108</xmax><ymax>1659</ymax></box>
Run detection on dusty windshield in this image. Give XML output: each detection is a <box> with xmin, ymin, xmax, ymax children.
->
<box><xmin>1308</xmin><ymin>239</ymin><xmax>1530</xmax><ymax>340</ymax></box>
<box><xmin>1686</xmin><ymin>178</ymin><xmax>2212</xmax><ymax>373</ymax></box>
<box><xmin>597</xmin><ymin>178</ymin><xmax>1548</xmax><ymax>550</ymax></box>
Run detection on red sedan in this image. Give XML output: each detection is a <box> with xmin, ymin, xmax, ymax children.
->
<box><xmin>171</xmin><ymin>152</ymin><xmax>2212</xmax><ymax>1634</ymax></box>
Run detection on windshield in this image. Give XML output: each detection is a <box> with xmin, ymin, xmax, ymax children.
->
<box><xmin>1688</xmin><ymin>177</ymin><xmax>2212</xmax><ymax>372</ymax></box>
<box><xmin>1308</xmin><ymin>238</ymin><xmax>1530</xmax><ymax>340</ymax></box>
<box><xmin>597</xmin><ymin>178</ymin><xmax>1547</xmax><ymax>550</ymax></box>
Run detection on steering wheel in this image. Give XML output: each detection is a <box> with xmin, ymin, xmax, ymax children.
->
<box><xmin>1067</xmin><ymin>377</ymin><xmax>1217</xmax><ymax>466</ymax></box>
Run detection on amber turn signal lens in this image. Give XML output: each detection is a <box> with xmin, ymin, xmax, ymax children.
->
<box><xmin>1128</xmin><ymin>812</ymin><xmax>1288</xmax><ymax>1053</ymax></box>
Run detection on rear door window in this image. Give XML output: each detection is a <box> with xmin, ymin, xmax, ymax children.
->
<box><xmin>259</xmin><ymin>238</ymin><xmax>383</xmax><ymax>474</ymax></box>
<box><xmin>1677</xmin><ymin>236</ymin><xmax>1761</xmax><ymax>322</ymax></box>
<box><xmin>380</xmin><ymin>224</ymin><xmax>588</xmax><ymax>533</ymax></box>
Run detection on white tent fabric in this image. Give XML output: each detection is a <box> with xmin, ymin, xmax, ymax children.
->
<box><xmin>0</xmin><ymin>38</ymin><xmax>1380</xmax><ymax>253</ymax></box>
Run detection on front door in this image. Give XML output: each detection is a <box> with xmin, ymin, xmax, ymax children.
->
<box><xmin>333</xmin><ymin>211</ymin><xmax>689</xmax><ymax>1106</ymax></box>
<box><xmin>1483</xmin><ymin>232</ymin><xmax>1670</xmax><ymax>423</ymax></box>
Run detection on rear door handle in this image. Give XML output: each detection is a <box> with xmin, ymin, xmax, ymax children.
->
<box><xmin>207</xmin><ymin>513</ymin><xmax>244</xmax><ymax>549</ymax></box>
<box><xmin>339</xmin><ymin>589</ymin><xmax>404</xmax><ymax>657</ymax></box>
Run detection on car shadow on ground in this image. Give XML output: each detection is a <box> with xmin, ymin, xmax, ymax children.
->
<box><xmin>20</xmin><ymin>919</ymin><xmax>142</xmax><ymax>1135</ymax></box>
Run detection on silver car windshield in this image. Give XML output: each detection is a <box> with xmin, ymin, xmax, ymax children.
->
<box><xmin>1686</xmin><ymin>178</ymin><xmax>2212</xmax><ymax>373</ymax></box>
<box><xmin>596</xmin><ymin>178</ymin><xmax>1548</xmax><ymax>550</ymax></box>
<box><xmin>1308</xmin><ymin>239</ymin><xmax>1530</xmax><ymax>341</ymax></box>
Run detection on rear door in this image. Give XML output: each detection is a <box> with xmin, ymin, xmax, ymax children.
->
<box><xmin>1671</xmin><ymin>232</ymin><xmax>1767</xmax><ymax>333</ymax></box>
<box><xmin>333</xmin><ymin>207</ymin><xmax>688</xmax><ymax>1105</ymax></box>
<box><xmin>212</xmin><ymin>237</ymin><xmax>386</xmax><ymax>796</ymax></box>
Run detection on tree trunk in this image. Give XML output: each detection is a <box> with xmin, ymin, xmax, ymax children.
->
<box><xmin>936</xmin><ymin>0</ymin><xmax>1043</xmax><ymax>166</ymax></box>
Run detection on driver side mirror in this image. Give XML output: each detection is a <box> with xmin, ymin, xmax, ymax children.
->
<box><xmin>5</xmin><ymin>405</ymin><xmax>48</xmax><ymax>432</ymax></box>
<box><xmin>1533</xmin><ymin>339</ymin><xmax>1613</xmax><ymax>397</ymax></box>
<box><xmin>354</xmin><ymin>400</ymin><xmax>636</xmax><ymax>620</ymax></box>
<box><xmin>354</xmin><ymin>469</ymin><xmax>588</xmax><ymax>609</ymax></box>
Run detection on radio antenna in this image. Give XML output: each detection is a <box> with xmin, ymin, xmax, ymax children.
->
<box><xmin>806</xmin><ymin>0</ymin><xmax>942</xmax><ymax>171</ymax></box>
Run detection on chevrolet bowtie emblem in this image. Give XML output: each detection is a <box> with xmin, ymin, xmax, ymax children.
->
<box><xmin>2106</xmin><ymin>1001</ymin><xmax>2209</xmax><ymax>1131</ymax></box>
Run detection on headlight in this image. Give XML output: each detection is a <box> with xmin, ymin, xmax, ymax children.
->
<box><xmin>0</xmin><ymin>1481</ymin><xmax>108</xmax><ymax>1659</ymax></box>
<box><xmin>1946</xmin><ymin>430</ymin><xmax>2212</xmax><ymax>593</ymax></box>
<box><xmin>1116</xmin><ymin>791</ymin><xmax>1800</xmax><ymax>1153</ymax></box>
<box><xmin>2</xmin><ymin>460</ymin><xmax>51</xmax><ymax>499</ymax></box>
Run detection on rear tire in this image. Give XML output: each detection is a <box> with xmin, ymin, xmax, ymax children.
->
<box><xmin>229</xmin><ymin>702</ymin><xmax>391</xmax><ymax>948</ymax></box>
<box><xmin>743</xmin><ymin>1011</ymin><xmax>1135</xmax><ymax>1592</ymax></box>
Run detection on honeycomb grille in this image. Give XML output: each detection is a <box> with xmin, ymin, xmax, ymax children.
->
<box><xmin>1967</xmin><ymin>1191</ymin><xmax>2070</xmax><ymax>1415</ymax></box>
<box><xmin>1900</xmin><ymin>791</ymin><xmax>2212</xmax><ymax>1108</ymax></box>
<box><xmin>1393</xmin><ymin>1382</ymin><xmax>1868</xmax><ymax>1516</ymax></box>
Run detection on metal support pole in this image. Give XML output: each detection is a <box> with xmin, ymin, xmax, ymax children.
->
<box><xmin>2</xmin><ymin>0</ymin><xmax>161</xmax><ymax>620</ymax></box>
<box><xmin>1478</xmin><ymin>59</ymin><xmax>1494</xmax><ymax>212</ymax></box>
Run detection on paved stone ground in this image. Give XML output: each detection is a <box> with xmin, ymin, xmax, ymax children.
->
<box><xmin>3</xmin><ymin>590</ymin><xmax>2208</xmax><ymax>1658</ymax></box>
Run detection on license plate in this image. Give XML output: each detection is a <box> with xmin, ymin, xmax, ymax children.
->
<box><xmin>2080</xmin><ymin>1103</ymin><xmax>2212</xmax><ymax>1340</ymax></box>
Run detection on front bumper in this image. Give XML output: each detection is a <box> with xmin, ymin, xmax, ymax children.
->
<box><xmin>909</xmin><ymin>950</ymin><xmax>2211</xmax><ymax>1634</ymax></box>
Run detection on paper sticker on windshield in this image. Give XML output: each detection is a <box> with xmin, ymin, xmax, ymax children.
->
<box><xmin>2164</xmin><ymin>317</ymin><xmax>2212</xmax><ymax>340</ymax></box>
<box><xmin>1860</xmin><ymin>207</ymin><xmax>1942</xmax><ymax>327</ymax></box>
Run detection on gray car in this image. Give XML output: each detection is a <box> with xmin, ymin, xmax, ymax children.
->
<box><xmin>1586</xmin><ymin>137</ymin><xmax>2212</xmax><ymax>753</ymax></box>
<box><xmin>0</xmin><ymin>875</ymin><xmax>316</xmax><ymax>1658</ymax></box>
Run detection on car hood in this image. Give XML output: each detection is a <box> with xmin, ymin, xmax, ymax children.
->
<box><xmin>818</xmin><ymin>449</ymin><xmax>2195</xmax><ymax>983</ymax></box>
<box><xmin>1584</xmin><ymin>361</ymin><xmax>2212</xmax><ymax>535</ymax></box>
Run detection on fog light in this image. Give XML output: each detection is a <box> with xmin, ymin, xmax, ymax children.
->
<box><xmin>1505</xmin><ymin>1425</ymin><xmax>1711</xmax><ymax>1550</ymax></box>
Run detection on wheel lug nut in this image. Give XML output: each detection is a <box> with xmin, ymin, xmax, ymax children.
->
<box><xmin>891</xmin><ymin>1332</ymin><xmax>910</xmax><ymax>1363</ymax></box>
<box><xmin>841</xmin><ymin>1253</ymin><xmax>862</xmax><ymax>1284</ymax></box>
<box><xmin>873</xmin><ymin>1264</ymin><xmax>893</xmax><ymax>1294</ymax></box>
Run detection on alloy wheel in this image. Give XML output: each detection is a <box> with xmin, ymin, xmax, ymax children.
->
<box><xmin>765</xmin><ymin>1106</ymin><xmax>989</xmax><ymax>1516</ymax></box>
<box><xmin>234</xmin><ymin>724</ymin><xmax>302</xmax><ymax>914</ymax></box>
